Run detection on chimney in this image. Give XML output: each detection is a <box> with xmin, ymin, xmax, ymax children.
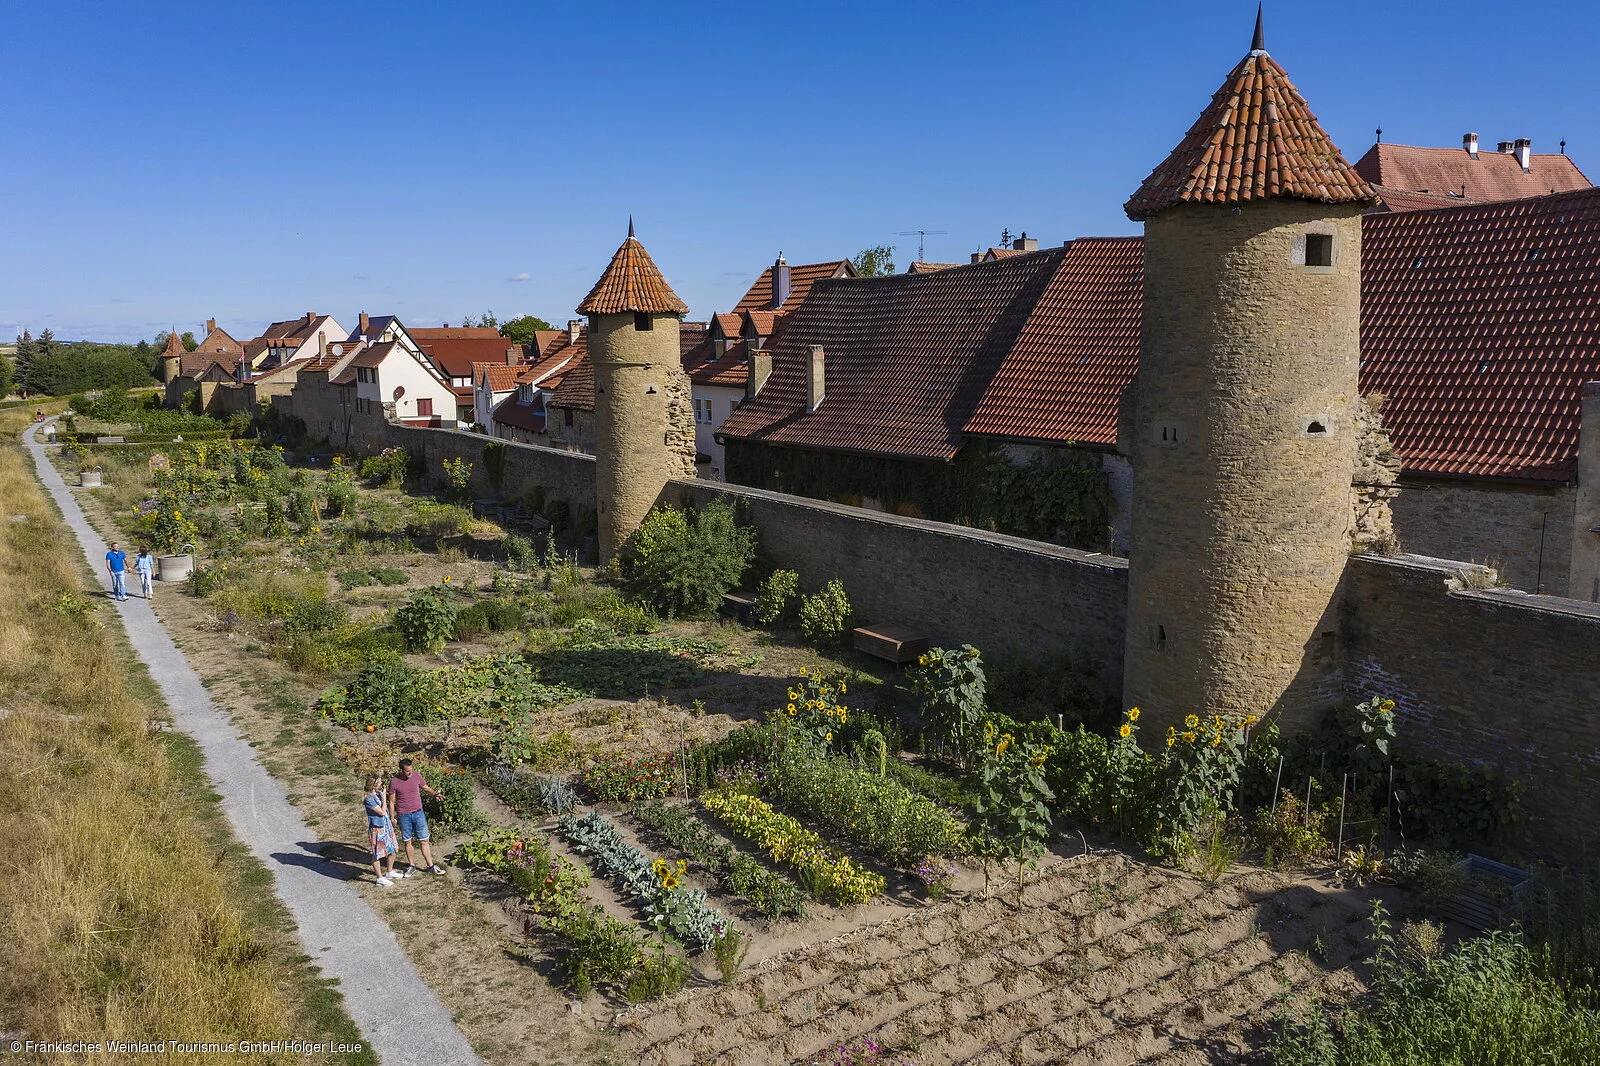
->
<box><xmin>358</xmin><ymin>311</ymin><xmax>370</xmax><ymax>337</ymax></box>
<box><xmin>567</xmin><ymin>319</ymin><xmax>582</xmax><ymax>343</ymax></box>
<box><xmin>806</xmin><ymin>345</ymin><xmax>825</xmax><ymax>412</ymax></box>
<box><xmin>970</xmin><ymin>251</ymin><xmax>984</xmax><ymax>264</ymax></box>
<box><xmin>1463</xmin><ymin>132</ymin><xmax>1479</xmax><ymax>157</ymax></box>
<box><xmin>318</xmin><ymin>331</ymin><xmax>327</xmax><ymax>358</ymax></box>
<box><xmin>505</xmin><ymin>345</ymin><xmax>520</xmax><ymax>366</ymax></box>
<box><xmin>770</xmin><ymin>254</ymin><xmax>791</xmax><ymax>311</ymax></box>
<box><xmin>306</xmin><ymin>311</ymin><xmax>317</xmax><ymax>326</ymax></box>
<box><xmin>1497</xmin><ymin>141</ymin><xmax>1516</xmax><ymax>154</ymax></box>
<box><xmin>1015</xmin><ymin>231</ymin><xmax>1039</xmax><ymax>252</ymax></box>
<box><xmin>206</xmin><ymin>317</ymin><xmax>216</xmax><ymax>334</ymax></box>
<box><xmin>747</xmin><ymin>349</ymin><xmax>773</xmax><ymax>399</ymax></box>
<box><xmin>1515</xmin><ymin>138</ymin><xmax>1532</xmax><ymax>172</ymax></box>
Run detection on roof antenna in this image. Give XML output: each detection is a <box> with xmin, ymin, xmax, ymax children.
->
<box><xmin>897</xmin><ymin>229</ymin><xmax>948</xmax><ymax>262</ymax></box>
<box><xmin>1250</xmin><ymin>4</ymin><xmax>1266</xmax><ymax>54</ymax></box>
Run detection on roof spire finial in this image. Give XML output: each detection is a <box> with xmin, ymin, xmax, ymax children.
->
<box><xmin>627</xmin><ymin>215</ymin><xmax>635</xmax><ymax>239</ymax></box>
<box><xmin>1251</xmin><ymin>4</ymin><xmax>1265</xmax><ymax>54</ymax></box>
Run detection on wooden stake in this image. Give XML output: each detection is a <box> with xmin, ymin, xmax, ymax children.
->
<box><xmin>1271</xmin><ymin>755</ymin><xmax>1285</xmax><ymax>813</ymax></box>
<box><xmin>1336</xmin><ymin>773</ymin><xmax>1348</xmax><ymax>863</ymax></box>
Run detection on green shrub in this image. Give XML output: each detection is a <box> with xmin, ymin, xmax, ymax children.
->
<box><xmin>210</xmin><ymin>570</ymin><xmax>326</xmax><ymax>622</ymax></box>
<box><xmin>325</xmin><ymin>482</ymin><xmax>357</xmax><ymax>518</ymax></box>
<box><xmin>452</xmin><ymin>598</ymin><xmax>526</xmax><ymax>640</ymax></box>
<box><xmin>324</xmin><ymin>656</ymin><xmax>434</xmax><ymax>728</ymax></box>
<box><xmin>282</xmin><ymin>598</ymin><xmax>348</xmax><ymax>634</ymax></box>
<box><xmin>394</xmin><ymin>585</ymin><xmax>458</xmax><ymax>653</ymax></box>
<box><xmin>336</xmin><ymin>569</ymin><xmax>375</xmax><ymax>590</ymax></box>
<box><xmin>371</xmin><ymin>567</ymin><xmax>408</xmax><ymax>586</ymax></box>
<box><xmin>798</xmin><ymin>579</ymin><xmax>852</xmax><ymax>644</ymax></box>
<box><xmin>424</xmin><ymin>768</ymin><xmax>490</xmax><ymax>833</ymax></box>
<box><xmin>505</xmin><ymin>533</ymin><xmax>537</xmax><ymax>572</ymax></box>
<box><xmin>288</xmin><ymin>489</ymin><xmax>320</xmax><ymax>530</ymax></box>
<box><xmin>593</xmin><ymin>592</ymin><xmax>658</xmax><ymax>636</ymax></box>
<box><xmin>988</xmin><ymin>646</ymin><xmax>1115</xmax><ymax>733</ymax></box>
<box><xmin>622</xmin><ymin>499</ymin><xmax>756</xmax><ymax>618</ymax></box>
<box><xmin>359</xmin><ymin>446</ymin><xmax>409</xmax><ymax>488</ymax></box>
<box><xmin>406</xmin><ymin>502</ymin><xmax>472</xmax><ymax>539</ymax></box>
<box><xmin>755</xmin><ymin>569</ymin><xmax>799</xmax><ymax>625</ymax></box>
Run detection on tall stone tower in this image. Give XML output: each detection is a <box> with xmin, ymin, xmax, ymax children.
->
<box><xmin>579</xmin><ymin>222</ymin><xmax>698</xmax><ymax>562</ymax></box>
<box><xmin>159</xmin><ymin>327</ymin><xmax>185</xmax><ymax>383</ymax></box>
<box><xmin>1121</xmin><ymin>12</ymin><xmax>1377</xmax><ymax>731</ymax></box>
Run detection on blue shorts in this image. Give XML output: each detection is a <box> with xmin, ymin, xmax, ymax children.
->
<box><xmin>396</xmin><ymin>810</ymin><xmax>429</xmax><ymax>842</ymax></box>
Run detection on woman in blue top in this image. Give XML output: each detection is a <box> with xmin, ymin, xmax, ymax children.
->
<box><xmin>134</xmin><ymin>546</ymin><xmax>155</xmax><ymax>600</ymax></box>
<box><xmin>363</xmin><ymin>775</ymin><xmax>399</xmax><ymax>886</ymax></box>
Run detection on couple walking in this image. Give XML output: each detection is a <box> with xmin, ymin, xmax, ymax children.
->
<box><xmin>104</xmin><ymin>541</ymin><xmax>154</xmax><ymax>602</ymax></box>
<box><xmin>364</xmin><ymin>758</ymin><xmax>447</xmax><ymax>886</ymax></box>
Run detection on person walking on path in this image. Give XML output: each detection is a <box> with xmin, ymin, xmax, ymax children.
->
<box><xmin>105</xmin><ymin>541</ymin><xmax>129</xmax><ymax>601</ymax></box>
<box><xmin>387</xmin><ymin>759</ymin><xmax>446</xmax><ymax>877</ymax></box>
<box><xmin>134</xmin><ymin>546</ymin><xmax>155</xmax><ymax>600</ymax></box>
<box><xmin>364</xmin><ymin>775</ymin><xmax>399</xmax><ymax>886</ymax></box>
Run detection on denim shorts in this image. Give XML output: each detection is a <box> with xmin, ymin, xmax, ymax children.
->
<box><xmin>396</xmin><ymin>809</ymin><xmax>429</xmax><ymax>841</ymax></box>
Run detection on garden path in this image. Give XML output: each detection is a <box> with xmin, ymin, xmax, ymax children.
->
<box><xmin>25</xmin><ymin>422</ymin><xmax>483</xmax><ymax>1066</ymax></box>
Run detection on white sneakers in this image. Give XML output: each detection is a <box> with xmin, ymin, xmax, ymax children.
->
<box><xmin>376</xmin><ymin>876</ymin><xmax>394</xmax><ymax>887</ymax></box>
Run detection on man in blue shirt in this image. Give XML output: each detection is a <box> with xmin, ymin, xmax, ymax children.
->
<box><xmin>105</xmin><ymin>541</ymin><xmax>128</xmax><ymax>601</ymax></box>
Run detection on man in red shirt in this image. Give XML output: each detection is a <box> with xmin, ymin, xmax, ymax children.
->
<box><xmin>387</xmin><ymin>758</ymin><xmax>446</xmax><ymax>877</ymax></box>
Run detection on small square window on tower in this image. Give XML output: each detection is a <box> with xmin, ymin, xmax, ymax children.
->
<box><xmin>1305</xmin><ymin>233</ymin><xmax>1333</xmax><ymax>268</ymax></box>
<box><xmin>634</xmin><ymin>312</ymin><xmax>654</xmax><ymax>332</ymax></box>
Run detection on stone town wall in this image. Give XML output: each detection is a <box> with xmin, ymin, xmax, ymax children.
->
<box><xmin>671</xmin><ymin>478</ymin><xmax>1129</xmax><ymax>691</ymax></box>
<box><xmin>1390</xmin><ymin>477</ymin><xmax>1575</xmax><ymax>595</ymax></box>
<box><xmin>1340</xmin><ymin>553</ymin><xmax>1600</xmax><ymax>855</ymax></box>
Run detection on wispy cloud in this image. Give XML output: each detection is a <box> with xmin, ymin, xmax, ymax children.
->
<box><xmin>506</xmin><ymin>272</ymin><xmax>531</xmax><ymax>283</ymax></box>
<box><xmin>352</xmin><ymin>271</ymin><xmax>370</xmax><ymax>280</ymax></box>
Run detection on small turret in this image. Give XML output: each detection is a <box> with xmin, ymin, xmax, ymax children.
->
<box><xmin>579</xmin><ymin>222</ymin><xmax>697</xmax><ymax>561</ymax></box>
<box><xmin>159</xmin><ymin>327</ymin><xmax>185</xmax><ymax>383</ymax></box>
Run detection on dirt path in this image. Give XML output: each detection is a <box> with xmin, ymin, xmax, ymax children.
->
<box><xmin>26</xmin><ymin>423</ymin><xmax>483</xmax><ymax>1066</ymax></box>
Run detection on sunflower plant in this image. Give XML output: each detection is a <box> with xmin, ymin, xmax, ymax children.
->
<box><xmin>1151</xmin><ymin>710</ymin><xmax>1258</xmax><ymax>861</ymax></box>
<box><xmin>781</xmin><ymin>666</ymin><xmax>850</xmax><ymax>753</ymax></box>
<box><xmin>910</xmin><ymin>644</ymin><xmax>987</xmax><ymax>769</ymax></box>
<box><xmin>971</xmin><ymin>720</ymin><xmax>1055</xmax><ymax>896</ymax></box>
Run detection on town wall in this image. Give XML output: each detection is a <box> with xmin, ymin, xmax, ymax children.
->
<box><xmin>1340</xmin><ymin>553</ymin><xmax>1600</xmax><ymax>854</ymax></box>
<box><xmin>1391</xmin><ymin>476</ymin><xmax>1575</xmax><ymax>595</ymax></box>
<box><xmin>671</xmin><ymin>478</ymin><xmax>1129</xmax><ymax>690</ymax></box>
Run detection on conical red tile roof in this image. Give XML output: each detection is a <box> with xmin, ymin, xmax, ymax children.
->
<box><xmin>577</xmin><ymin>228</ymin><xmax>690</xmax><ymax>316</ymax></box>
<box><xmin>160</xmin><ymin>329</ymin><xmax>185</xmax><ymax>357</ymax></box>
<box><xmin>1124</xmin><ymin>31</ymin><xmax>1374</xmax><ymax>219</ymax></box>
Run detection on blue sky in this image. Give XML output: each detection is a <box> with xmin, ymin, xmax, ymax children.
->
<box><xmin>4</xmin><ymin>1</ymin><xmax>1597</xmax><ymax>342</ymax></box>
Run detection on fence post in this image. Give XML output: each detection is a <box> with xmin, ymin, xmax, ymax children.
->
<box><xmin>1270</xmin><ymin>755</ymin><xmax>1285</xmax><ymax>814</ymax></box>
<box><xmin>1305</xmin><ymin>777</ymin><xmax>1314</xmax><ymax>828</ymax></box>
<box><xmin>1336</xmin><ymin>774</ymin><xmax>1348</xmax><ymax>863</ymax></box>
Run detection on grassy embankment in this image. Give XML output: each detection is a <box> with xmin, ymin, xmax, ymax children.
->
<box><xmin>0</xmin><ymin>436</ymin><xmax>371</xmax><ymax>1063</ymax></box>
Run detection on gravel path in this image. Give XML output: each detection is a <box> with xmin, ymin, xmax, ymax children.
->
<box><xmin>26</xmin><ymin>423</ymin><xmax>483</xmax><ymax>1066</ymax></box>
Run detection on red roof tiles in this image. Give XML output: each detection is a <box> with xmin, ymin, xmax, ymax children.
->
<box><xmin>548</xmin><ymin>354</ymin><xmax>595</xmax><ymax>412</ymax></box>
<box><xmin>1355</xmin><ymin>142</ymin><xmax>1591</xmax><ymax>205</ymax></box>
<box><xmin>474</xmin><ymin>363</ymin><xmax>526</xmax><ymax>392</ymax></box>
<box><xmin>420</xmin><ymin>337</ymin><xmax>525</xmax><ymax>378</ymax></box>
<box><xmin>1361</xmin><ymin>186</ymin><xmax>1600</xmax><ymax>481</ymax></box>
<box><xmin>717</xmin><ymin>250</ymin><xmax>1067</xmax><ymax>461</ymax></box>
<box><xmin>732</xmin><ymin>261</ymin><xmax>854</xmax><ymax>315</ymax></box>
<box><xmin>410</xmin><ymin>327</ymin><xmax>503</xmax><ymax>340</ymax></box>
<box><xmin>577</xmin><ymin>231</ymin><xmax>690</xmax><ymax>316</ymax></box>
<box><xmin>965</xmin><ymin>238</ymin><xmax>1145</xmax><ymax>447</ymax></box>
<box><xmin>1125</xmin><ymin>32</ymin><xmax>1374</xmax><ymax>219</ymax></box>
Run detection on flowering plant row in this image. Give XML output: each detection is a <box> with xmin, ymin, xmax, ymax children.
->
<box><xmin>633</xmin><ymin>801</ymin><xmax>806</xmax><ymax>920</ymax></box>
<box><xmin>766</xmin><ymin>744</ymin><xmax>966</xmax><ymax>868</ymax></box>
<box><xmin>454</xmin><ymin>827</ymin><xmax>588</xmax><ymax>920</ymax></box>
<box><xmin>579</xmin><ymin>750</ymin><xmax>681</xmax><ymax>802</ymax></box>
<box><xmin>701</xmin><ymin>791</ymin><xmax>884</xmax><ymax>905</ymax></box>
<box><xmin>557</xmin><ymin>811</ymin><xmax>733</xmax><ymax>951</ymax></box>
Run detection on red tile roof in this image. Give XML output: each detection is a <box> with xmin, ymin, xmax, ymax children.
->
<box><xmin>682</xmin><ymin>336</ymin><xmax>752</xmax><ymax>388</ymax></box>
<box><xmin>717</xmin><ymin>250</ymin><xmax>1068</xmax><ymax>461</ymax></box>
<box><xmin>194</xmin><ymin>325</ymin><xmax>241</xmax><ymax>354</ymax></box>
<box><xmin>732</xmin><ymin>260</ymin><xmax>854</xmax><ymax>315</ymax></box>
<box><xmin>490</xmin><ymin>393</ymin><xmax>547</xmax><ymax>433</ymax></box>
<box><xmin>474</xmin><ymin>363</ymin><xmax>525</xmax><ymax>392</ymax></box>
<box><xmin>713</xmin><ymin>313</ymin><xmax>743</xmax><ymax>337</ymax></box>
<box><xmin>1354</xmin><ymin>142</ymin><xmax>1591</xmax><ymax>204</ymax></box>
<box><xmin>965</xmin><ymin>238</ymin><xmax>1145</xmax><ymax>447</ymax></box>
<box><xmin>1369</xmin><ymin>186</ymin><xmax>1476</xmax><ymax>213</ymax></box>
<box><xmin>548</xmin><ymin>354</ymin><xmax>595</xmax><ymax>412</ymax></box>
<box><xmin>420</xmin><ymin>337</ymin><xmax>526</xmax><ymax>378</ymax></box>
<box><xmin>517</xmin><ymin>345</ymin><xmax>580</xmax><ymax>387</ymax></box>
<box><xmin>1125</xmin><ymin>25</ymin><xmax>1374</xmax><ymax>219</ymax></box>
<box><xmin>180</xmin><ymin>351</ymin><xmax>240</xmax><ymax>378</ymax></box>
<box><xmin>1361</xmin><ymin>185</ymin><xmax>1600</xmax><ymax>481</ymax></box>
<box><xmin>410</xmin><ymin>326</ymin><xmax>503</xmax><ymax>340</ymax></box>
<box><xmin>907</xmin><ymin>262</ymin><xmax>960</xmax><ymax>274</ymax></box>
<box><xmin>160</xmin><ymin>330</ymin><xmax>185</xmax><ymax>358</ymax></box>
<box><xmin>577</xmin><ymin>230</ymin><xmax>689</xmax><ymax>316</ymax></box>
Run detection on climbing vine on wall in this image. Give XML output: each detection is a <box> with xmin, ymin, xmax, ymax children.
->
<box><xmin>483</xmin><ymin>441</ymin><xmax>508</xmax><ymax>493</ymax></box>
<box><xmin>725</xmin><ymin>440</ymin><xmax>1114</xmax><ymax>551</ymax></box>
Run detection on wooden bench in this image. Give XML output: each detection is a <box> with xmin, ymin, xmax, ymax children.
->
<box><xmin>722</xmin><ymin>592</ymin><xmax>757</xmax><ymax>623</ymax></box>
<box><xmin>853</xmin><ymin>623</ymin><xmax>929</xmax><ymax>664</ymax></box>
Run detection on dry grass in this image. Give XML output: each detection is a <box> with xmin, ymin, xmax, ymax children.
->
<box><xmin>0</xmin><ymin>445</ymin><xmax>305</xmax><ymax>1062</ymax></box>
<box><xmin>0</xmin><ymin>396</ymin><xmax>69</xmax><ymax>439</ymax></box>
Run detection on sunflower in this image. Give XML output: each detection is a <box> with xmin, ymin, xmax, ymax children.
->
<box><xmin>1181</xmin><ymin>731</ymin><xmax>1197</xmax><ymax>744</ymax></box>
<box><xmin>1118</xmin><ymin>723</ymin><xmax>1132</xmax><ymax>739</ymax></box>
<box><xmin>1185</xmin><ymin>714</ymin><xmax>1200</xmax><ymax>729</ymax></box>
<box><xmin>1127</xmin><ymin>707</ymin><xmax>1140</xmax><ymax>722</ymax></box>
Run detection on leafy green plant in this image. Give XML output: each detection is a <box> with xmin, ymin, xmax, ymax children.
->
<box><xmin>321</xmin><ymin>656</ymin><xmax>437</xmax><ymax>729</ymax></box>
<box><xmin>910</xmin><ymin>645</ymin><xmax>988</xmax><ymax>769</ymax></box>
<box><xmin>281</xmin><ymin>598</ymin><xmax>348</xmax><ymax>634</ymax></box>
<box><xmin>632</xmin><ymin>801</ymin><xmax>806</xmax><ymax>920</ymax></box>
<box><xmin>394</xmin><ymin>584</ymin><xmax>458</xmax><ymax>652</ymax></box>
<box><xmin>288</xmin><ymin>488</ymin><xmax>319</xmax><ymax>529</ymax></box>
<box><xmin>424</xmin><ymin>766</ymin><xmax>489</xmax><ymax>832</ymax></box>
<box><xmin>336</xmin><ymin>568</ymin><xmax>375</xmax><ymax>590</ymax></box>
<box><xmin>504</xmin><ymin>533</ymin><xmax>537</xmax><ymax>572</ymax></box>
<box><xmin>359</xmin><ymin>446</ymin><xmax>409</xmax><ymax>488</ymax></box>
<box><xmin>971</xmin><ymin>720</ymin><xmax>1055</xmax><ymax>893</ymax></box>
<box><xmin>371</xmin><ymin>566</ymin><xmax>408</xmax><ymax>586</ymax></box>
<box><xmin>324</xmin><ymin>482</ymin><xmax>357</xmax><ymax>518</ymax></box>
<box><xmin>701</xmin><ymin>791</ymin><xmax>884</xmax><ymax>905</ymax></box>
<box><xmin>452</xmin><ymin>598</ymin><xmax>525</xmax><ymax>640</ymax></box>
<box><xmin>798</xmin><ymin>579</ymin><xmax>852</xmax><ymax>644</ymax></box>
<box><xmin>622</xmin><ymin>499</ymin><xmax>756</xmax><ymax>617</ymax></box>
<box><xmin>1252</xmin><ymin>790</ymin><xmax>1332</xmax><ymax>869</ymax></box>
<box><xmin>579</xmin><ymin>751</ymin><xmax>680</xmax><ymax>802</ymax></box>
<box><xmin>710</xmin><ymin>925</ymin><xmax>749</xmax><ymax>984</ymax></box>
<box><xmin>440</xmin><ymin>456</ymin><xmax>473</xmax><ymax>504</ymax></box>
<box><xmin>491</xmin><ymin>717</ymin><xmax>577</xmax><ymax>770</ymax></box>
<box><xmin>755</xmin><ymin>569</ymin><xmax>799</xmax><ymax>625</ymax></box>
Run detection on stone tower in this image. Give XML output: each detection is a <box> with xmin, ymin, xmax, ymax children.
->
<box><xmin>159</xmin><ymin>327</ymin><xmax>185</xmax><ymax>383</ymax></box>
<box><xmin>1121</xmin><ymin>11</ymin><xmax>1378</xmax><ymax>731</ymax></box>
<box><xmin>579</xmin><ymin>222</ymin><xmax>698</xmax><ymax>562</ymax></box>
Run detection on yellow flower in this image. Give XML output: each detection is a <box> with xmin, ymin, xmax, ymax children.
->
<box><xmin>1181</xmin><ymin>731</ymin><xmax>1197</xmax><ymax>744</ymax></box>
<box><xmin>1379</xmin><ymin>699</ymin><xmax>1396</xmax><ymax>714</ymax></box>
<box><xmin>838</xmin><ymin>682</ymin><xmax>847</xmax><ymax>694</ymax></box>
<box><xmin>996</xmin><ymin>735</ymin><xmax>1012</xmax><ymax>756</ymax></box>
<box><xmin>1185</xmin><ymin>714</ymin><xmax>1200</xmax><ymax>729</ymax></box>
<box><xmin>824</xmin><ymin>732</ymin><xmax>832</xmax><ymax>742</ymax></box>
<box><xmin>1127</xmin><ymin>707</ymin><xmax>1140</xmax><ymax>722</ymax></box>
<box><xmin>799</xmin><ymin>666</ymin><xmax>808</xmax><ymax>676</ymax></box>
<box><xmin>1118</xmin><ymin>723</ymin><xmax>1132</xmax><ymax>738</ymax></box>
<box><xmin>787</xmin><ymin>703</ymin><xmax>796</xmax><ymax>714</ymax></box>
<box><xmin>1166</xmin><ymin>735</ymin><xmax>1176</xmax><ymax>749</ymax></box>
<box><xmin>1029</xmin><ymin>755</ymin><xmax>1046</xmax><ymax>768</ymax></box>
<box><xmin>917</xmin><ymin>655</ymin><xmax>928</xmax><ymax>666</ymax></box>
<box><xmin>442</xmin><ymin>575</ymin><xmax>452</xmax><ymax>583</ymax></box>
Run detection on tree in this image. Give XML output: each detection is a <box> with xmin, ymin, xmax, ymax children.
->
<box><xmin>498</xmin><ymin>315</ymin><xmax>554</xmax><ymax>345</ymax></box>
<box><xmin>851</xmin><ymin>245</ymin><xmax>897</xmax><ymax>277</ymax></box>
<box><xmin>0</xmin><ymin>354</ymin><xmax>13</xmax><ymax>398</ymax></box>
<box><xmin>461</xmin><ymin>311</ymin><xmax>499</xmax><ymax>329</ymax></box>
<box><xmin>13</xmin><ymin>330</ymin><xmax>35</xmax><ymax>392</ymax></box>
<box><xmin>35</xmin><ymin>329</ymin><xmax>58</xmax><ymax>360</ymax></box>
<box><xmin>180</xmin><ymin>331</ymin><xmax>198</xmax><ymax>352</ymax></box>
